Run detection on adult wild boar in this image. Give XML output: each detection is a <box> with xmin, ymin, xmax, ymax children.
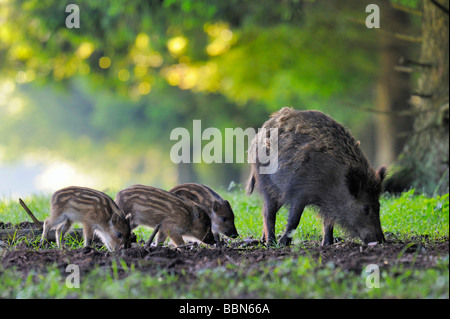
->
<box><xmin>247</xmin><ymin>107</ymin><xmax>386</xmax><ymax>246</ymax></box>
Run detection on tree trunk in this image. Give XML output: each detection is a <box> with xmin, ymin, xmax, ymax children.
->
<box><xmin>374</xmin><ymin>1</ymin><xmax>413</xmax><ymax>168</ymax></box>
<box><xmin>385</xmin><ymin>0</ymin><xmax>449</xmax><ymax>194</ymax></box>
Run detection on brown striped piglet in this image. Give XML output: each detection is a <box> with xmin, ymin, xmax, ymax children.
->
<box><xmin>115</xmin><ymin>184</ymin><xmax>216</xmax><ymax>247</ymax></box>
<box><xmin>169</xmin><ymin>183</ymin><xmax>238</xmax><ymax>244</ymax></box>
<box><xmin>41</xmin><ymin>186</ymin><xmax>132</xmax><ymax>251</ymax></box>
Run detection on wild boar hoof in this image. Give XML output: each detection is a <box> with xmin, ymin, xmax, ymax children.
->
<box><xmin>321</xmin><ymin>238</ymin><xmax>334</xmax><ymax>246</ymax></box>
<box><xmin>278</xmin><ymin>235</ymin><xmax>292</xmax><ymax>246</ymax></box>
<box><xmin>266</xmin><ymin>237</ymin><xmax>278</xmax><ymax>247</ymax></box>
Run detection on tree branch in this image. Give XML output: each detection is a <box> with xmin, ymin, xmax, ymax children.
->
<box><xmin>337</xmin><ymin>100</ymin><xmax>417</xmax><ymax>116</ymax></box>
<box><xmin>19</xmin><ymin>198</ymin><xmax>43</xmax><ymax>229</ymax></box>
<box><xmin>346</xmin><ymin>17</ymin><xmax>422</xmax><ymax>43</ymax></box>
<box><xmin>391</xmin><ymin>3</ymin><xmax>422</xmax><ymax>16</ymax></box>
<box><xmin>144</xmin><ymin>224</ymin><xmax>161</xmax><ymax>249</ymax></box>
<box><xmin>430</xmin><ymin>0</ymin><xmax>449</xmax><ymax>15</ymax></box>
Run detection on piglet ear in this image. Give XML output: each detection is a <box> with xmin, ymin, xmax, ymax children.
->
<box><xmin>376</xmin><ymin>166</ymin><xmax>387</xmax><ymax>182</ymax></box>
<box><xmin>212</xmin><ymin>200</ymin><xmax>221</xmax><ymax>212</ymax></box>
<box><xmin>111</xmin><ymin>213</ymin><xmax>121</xmax><ymax>225</ymax></box>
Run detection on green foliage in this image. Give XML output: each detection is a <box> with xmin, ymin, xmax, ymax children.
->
<box><xmin>0</xmin><ymin>0</ymin><xmax>384</xmax><ymax>187</ymax></box>
<box><xmin>389</xmin><ymin>0</ymin><xmax>421</xmax><ymax>9</ymax></box>
<box><xmin>380</xmin><ymin>190</ymin><xmax>449</xmax><ymax>240</ymax></box>
<box><xmin>0</xmin><ymin>194</ymin><xmax>49</xmax><ymax>224</ymax></box>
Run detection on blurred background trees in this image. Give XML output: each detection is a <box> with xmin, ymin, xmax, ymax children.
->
<box><xmin>0</xmin><ymin>0</ymin><xmax>447</xmax><ymax>195</ymax></box>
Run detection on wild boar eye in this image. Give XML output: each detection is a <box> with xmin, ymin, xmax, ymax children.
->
<box><xmin>220</xmin><ymin>216</ymin><xmax>228</xmax><ymax>223</ymax></box>
<box><xmin>116</xmin><ymin>232</ymin><xmax>123</xmax><ymax>239</ymax></box>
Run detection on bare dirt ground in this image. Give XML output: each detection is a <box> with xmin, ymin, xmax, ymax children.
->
<box><xmin>1</xmin><ymin>229</ymin><xmax>448</xmax><ymax>280</ymax></box>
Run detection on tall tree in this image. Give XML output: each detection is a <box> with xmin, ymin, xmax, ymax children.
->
<box><xmin>385</xmin><ymin>0</ymin><xmax>449</xmax><ymax>194</ymax></box>
<box><xmin>373</xmin><ymin>0</ymin><xmax>414</xmax><ymax>168</ymax></box>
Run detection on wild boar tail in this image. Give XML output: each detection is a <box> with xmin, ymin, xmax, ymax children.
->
<box><xmin>246</xmin><ymin>172</ymin><xmax>256</xmax><ymax>195</ymax></box>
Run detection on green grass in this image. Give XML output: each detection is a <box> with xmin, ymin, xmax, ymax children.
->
<box><xmin>1</xmin><ymin>255</ymin><xmax>448</xmax><ymax>299</ymax></box>
<box><xmin>0</xmin><ymin>194</ymin><xmax>50</xmax><ymax>225</ymax></box>
<box><xmin>226</xmin><ymin>188</ymin><xmax>449</xmax><ymax>243</ymax></box>
<box><xmin>0</xmin><ymin>188</ymin><xmax>448</xmax><ymax>298</ymax></box>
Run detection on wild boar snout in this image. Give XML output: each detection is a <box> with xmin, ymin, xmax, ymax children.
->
<box><xmin>215</xmin><ymin>219</ymin><xmax>239</xmax><ymax>238</ymax></box>
<box><xmin>224</xmin><ymin>229</ymin><xmax>239</xmax><ymax>238</ymax></box>
<box><xmin>355</xmin><ymin>204</ymin><xmax>385</xmax><ymax>244</ymax></box>
<box><xmin>110</xmin><ymin>213</ymin><xmax>132</xmax><ymax>250</ymax></box>
<box><xmin>360</xmin><ymin>230</ymin><xmax>385</xmax><ymax>245</ymax></box>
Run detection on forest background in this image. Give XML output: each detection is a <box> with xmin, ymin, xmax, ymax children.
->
<box><xmin>0</xmin><ymin>0</ymin><xmax>448</xmax><ymax>196</ymax></box>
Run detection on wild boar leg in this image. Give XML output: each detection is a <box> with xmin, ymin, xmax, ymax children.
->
<box><xmin>321</xmin><ymin>218</ymin><xmax>334</xmax><ymax>246</ymax></box>
<box><xmin>55</xmin><ymin>219</ymin><xmax>72</xmax><ymax>248</ymax></box>
<box><xmin>279</xmin><ymin>201</ymin><xmax>307</xmax><ymax>246</ymax></box>
<box><xmin>262</xmin><ymin>196</ymin><xmax>281</xmax><ymax>245</ymax></box>
<box><xmin>41</xmin><ymin>214</ymin><xmax>65</xmax><ymax>245</ymax></box>
<box><xmin>169</xmin><ymin>233</ymin><xmax>185</xmax><ymax>247</ymax></box>
<box><xmin>54</xmin><ymin>223</ymin><xmax>64</xmax><ymax>248</ymax></box>
<box><xmin>54</xmin><ymin>218</ymin><xmax>71</xmax><ymax>248</ymax></box>
<box><xmin>40</xmin><ymin>219</ymin><xmax>52</xmax><ymax>244</ymax></box>
<box><xmin>156</xmin><ymin>228</ymin><xmax>168</xmax><ymax>246</ymax></box>
<box><xmin>82</xmin><ymin>223</ymin><xmax>94</xmax><ymax>247</ymax></box>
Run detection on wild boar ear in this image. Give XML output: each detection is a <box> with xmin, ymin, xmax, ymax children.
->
<box><xmin>346</xmin><ymin>168</ymin><xmax>363</xmax><ymax>198</ymax></box>
<box><xmin>212</xmin><ymin>200</ymin><xmax>221</xmax><ymax>212</ymax></box>
<box><xmin>111</xmin><ymin>213</ymin><xmax>121</xmax><ymax>225</ymax></box>
<box><xmin>376</xmin><ymin>166</ymin><xmax>387</xmax><ymax>182</ymax></box>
